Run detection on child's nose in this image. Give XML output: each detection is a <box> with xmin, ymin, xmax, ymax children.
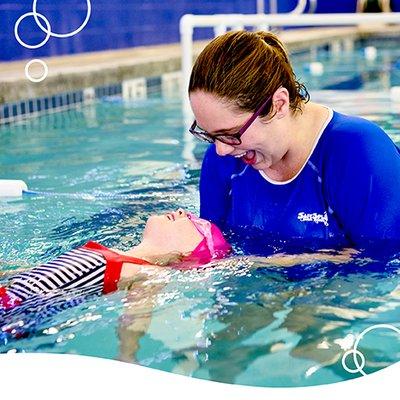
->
<box><xmin>174</xmin><ymin>208</ymin><xmax>187</xmax><ymax>219</ymax></box>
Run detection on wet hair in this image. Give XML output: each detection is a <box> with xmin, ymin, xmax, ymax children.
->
<box><xmin>143</xmin><ymin>215</ymin><xmax>231</xmax><ymax>269</ymax></box>
<box><xmin>189</xmin><ymin>30</ymin><xmax>310</xmax><ymax>118</ymax></box>
<box><xmin>145</xmin><ymin>251</ymin><xmax>188</xmax><ymax>267</ymax></box>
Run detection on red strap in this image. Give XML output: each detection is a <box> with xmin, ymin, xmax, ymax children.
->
<box><xmin>81</xmin><ymin>241</ymin><xmax>150</xmax><ymax>294</ymax></box>
<box><xmin>0</xmin><ymin>286</ymin><xmax>21</xmax><ymax>310</ymax></box>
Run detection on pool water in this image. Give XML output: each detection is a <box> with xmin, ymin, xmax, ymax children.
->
<box><xmin>293</xmin><ymin>36</ymin><xmax>400</xmax><ymax>91</ymax></box>
<box><xmin>1</xmin><ymin>38</ymin><xmax>400</xmax><ymax>387</ymax></box>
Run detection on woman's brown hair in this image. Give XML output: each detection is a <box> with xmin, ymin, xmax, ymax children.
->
<box><xmin>189</xmin><ymin>30</ymin><xmax>309</xmax><ymax>117</ymax></box>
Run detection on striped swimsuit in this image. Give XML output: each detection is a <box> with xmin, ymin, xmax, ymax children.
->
<box><xmin>0</xmin><ymin>241</ymin><xmax>150</xmax><ymax>311</ymax></box>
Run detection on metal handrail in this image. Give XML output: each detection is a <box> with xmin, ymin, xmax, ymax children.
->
<box><xmin>257</xmin><ymin>0</ymin><xmax>265</xmax><ymax>14</ymax></box>
<box><xmin>180</xmin><ymin>12</ymin><xmax>400</xmax><ymax>116</ymax></box>
<box><xmin>308</xmin><ymin>0</ymin><xmax>318</xmax><ymax>13</ymax></box>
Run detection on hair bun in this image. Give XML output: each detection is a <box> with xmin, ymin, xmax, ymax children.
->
<box><xmin>255</xmin><ymin>31</ymin><xmax>289</xmax><ymax>63</ymax></box>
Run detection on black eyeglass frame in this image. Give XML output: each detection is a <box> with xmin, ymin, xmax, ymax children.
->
<box><xmin>189</xmin><ymin>94</ymin><xmax>273</xmax><ymax>145</ymax></box>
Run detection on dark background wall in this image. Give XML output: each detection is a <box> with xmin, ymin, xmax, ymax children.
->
<box><xmin>1</xmin><ymin>0</ymin><xmax>399</xmax><ymax>61</ymax></box>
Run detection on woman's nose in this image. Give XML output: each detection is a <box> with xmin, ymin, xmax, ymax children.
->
<box><xmin>215</xmin><ymin>140</ymin><xmax>234</xmax><ymax>156</ymax></box>
<box><xmin>174</xmin><ymin>208</ymin><xmax>187</xmax><ymax>219</ymax></box>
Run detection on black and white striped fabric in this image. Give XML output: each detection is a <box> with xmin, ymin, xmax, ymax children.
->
<box><xmin>6</xmin><ymin>247</ymin><xmax>107</xmax><ymax>302</ymax></box>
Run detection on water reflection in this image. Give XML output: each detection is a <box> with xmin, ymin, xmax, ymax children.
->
<box><xmin>138</xmin><ymin>252</ymin><xmax>400</xmax><ymax>386</ymax></box>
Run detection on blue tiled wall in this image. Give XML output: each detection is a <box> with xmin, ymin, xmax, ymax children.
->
<box><xmin>1</xmin><ymin>0</ymin><xmax>399</xmax><ymax>61</ymax></box>
<box><xmin>0</xmin><ymin>0</ymin><xmax>255</xmax><ymax>61</ymax></box>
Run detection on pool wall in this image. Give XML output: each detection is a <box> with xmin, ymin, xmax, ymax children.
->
<box><xmin>4</xmin><ymin>0</ymin><xmax>400</xmax><ymax>62</ymax></box>
<box><xmin>2</xmin><ymin>24</ymin><xmax>400</xmax><ymax>125</ymax></box>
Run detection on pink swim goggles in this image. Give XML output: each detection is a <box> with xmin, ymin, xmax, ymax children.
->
<box><xmin>182</xmin><ymin>213</ymin><xmax>231</xmax><ymax>267</ymax></box>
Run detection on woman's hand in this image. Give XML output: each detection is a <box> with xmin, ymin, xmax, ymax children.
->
<box><xmin>118</xmin><ymin>262</ymin><xmax>167</xmax><ymax>290</ymax></box>
<box><xmin>243</xmin><ymin>248</ymin><xmax>362</xmax><ymax>268</ymax></box>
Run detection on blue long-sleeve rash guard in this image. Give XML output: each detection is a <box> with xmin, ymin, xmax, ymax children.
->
<box><xmin>199</xmin><ymin>109</ymin><xmax>400</xmax><ymax>249</ymax></box>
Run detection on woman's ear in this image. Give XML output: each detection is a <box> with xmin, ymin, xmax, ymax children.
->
<box><xmin>272</xmin><ymin>87</ymin><xmax>290</xmax><ymax>118</ymax></box>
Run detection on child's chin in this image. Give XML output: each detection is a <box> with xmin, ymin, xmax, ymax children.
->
<box><xmin>146</xmin><ymin>214</ymin><xmax>164</xmax><ymax>227</ymax></box>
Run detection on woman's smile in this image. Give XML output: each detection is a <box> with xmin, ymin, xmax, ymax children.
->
<box><xmin>231</xmin><ymin>149</ymin><xmax>272</xmax><ymax>169</ymax></box>
<box><xmin>241</xmin><ymin>149</ymin><xmax>257</xmax><ymax>165</ymax></box>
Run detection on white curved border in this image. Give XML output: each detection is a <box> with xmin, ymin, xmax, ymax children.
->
<box><xmin>32</xmin><ymin>0</ymin><xmax>92</xmax><ymax>38</ymax></box>
<box><xmin>24</xmin><ymin>59</ymin><xmax>49</xmax><ymax>83</ymax></box>
<box><xmin>0</xmin><ymin>353</ymin><xmax>399</xmax><ymax>400</ymax></box>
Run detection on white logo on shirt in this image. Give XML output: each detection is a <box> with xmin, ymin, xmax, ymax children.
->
<box><xmin>297</xmin><ymin>211</ymin><xmax>329</xmax><ymax>227</ymax></box>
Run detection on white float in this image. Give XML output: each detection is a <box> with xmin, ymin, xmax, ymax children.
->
<box><xmin>364</xmin><ymin>46</ymin><xmax>377</xmax><ymax>61</ymax></box>
<box><xmin>309</xmin><ymin>62</ymin><xmax>324</xmax><ymax>76</ymax></box>
<box><xmin>0</xmin><ymin>179</ymin><xmax>28</xmax><ymax>197</ymax></box>
<box><xmin>390</xmin><ymin>86</ymin><xmax>400</xmax><ymax>102</ymax></box>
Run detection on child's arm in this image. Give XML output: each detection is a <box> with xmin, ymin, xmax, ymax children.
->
<box><xmin>0</xmin><ymin>262</ymin><xmax>32</xmax><ymax>279</ymax></box>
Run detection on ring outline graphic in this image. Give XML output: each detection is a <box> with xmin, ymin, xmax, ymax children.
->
<box><xmin>32</xmin><ymin>0</ymin><xmax>92</xmax><ymax>38</ymax></box>
<box><xmin>25</xmin><ymin>59</ymin><xmax>49</xmax><ymax>83</ymax></box>
<box><xmin>14</xmin><ymin>11</ymin><xmax>51</xmax><ymax>49</ymax></box>
<box><xmin>15</xmin><ymin>1</ymin><xmax>92</xmax><ymax>82</ymax></box>
<box><xmin>341</xmin><ymin>323</ymin><xmax>400</xmax><ymax>376</ymax></box>
<box><xmin>341</xmin><ymin>349</ymin><xmax>366</xmax><ymax>374</ymax></box>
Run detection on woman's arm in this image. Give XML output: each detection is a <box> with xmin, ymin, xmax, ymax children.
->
<box><xmin>205</xmin><ymin>248</ymin><xmax>362</xmax><ymax>270</ymax></box>
<box><xmin>249</xmin><ymin>248</ymin><xmax>361</xmax><ymax>267</ymax></box>
<box><xmin>118</xmin><ymin>262</ymin><xmax>166</xmax><ymax>287</ymax></box>
<box><xmin>199</xmin><ymin>144</ymin><xmax>238</xmax><ymax>226</ymax></box>
<box><xmin>117</xmin><ymin>262</ymin><xmax>169</xmax><ymax>362</ymax></box>
<box><xmin>326</xmin><ymin>120</ymin><xmax>400</xmax><ymax>246</ymax></box>
<box><xmin>115</xmin><ymin>247</ymin><xmax>362</xmax><ymax>362</ymax></box>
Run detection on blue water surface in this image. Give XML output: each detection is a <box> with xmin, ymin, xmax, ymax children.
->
<box><xmin>0</xmin><ymin>38</ymin><xmax>400</xmax><ymax>387</ymax></box>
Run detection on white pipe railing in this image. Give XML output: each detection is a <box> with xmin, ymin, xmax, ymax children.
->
<box><xmin>308</xmin><ymin>0</ymin><xmax>318</xmax><ymax>14</ymax></box>
<box><xmin>269</xmin><ymin>0</ymin><xmax>278</xmax><ymax>14</ymax></box>
<box><xmin>257</xmin><ymin>0</ymin><xmax>265</xmax><ymax>14</ymax></box>
<box><xmin>180</xmin><ymin>12</ymin><xmax>400</xmax><ymax>117</ymax></box>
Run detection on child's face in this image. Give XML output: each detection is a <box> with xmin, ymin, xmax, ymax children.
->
<box><xmin>142</xmin><ymin>209</ymin><xmax>204</xmax><ymax>254</ymax></box>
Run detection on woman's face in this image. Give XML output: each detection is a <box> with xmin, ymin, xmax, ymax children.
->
<box><xmin>141</xmin><ymin>209</ymin><xmax>204</xmax><ymax>254</ymax></box>
<box><xmin>189</xmin><ymin>90</ymin><xmax>292</xmax><ymax>172</ymax></box>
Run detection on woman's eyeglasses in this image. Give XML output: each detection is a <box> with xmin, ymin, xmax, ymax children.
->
<box><xmin>189</xmin><ymin>94</ymin><xmax>273</xmax><ymax>145</ymax></box>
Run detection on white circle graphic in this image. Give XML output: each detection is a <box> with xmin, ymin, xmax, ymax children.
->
<box><xmin>341</xmin><ymin>323</ymin><xmax>400</xmax><ymax>376</ymax></box>
<box><xmin>341</xmin><ymin>349</ymin><xmax>366</xmax><ymax>374</ymax></box>
<box><xmin>14</xmin><ymin>11</ymin><xmax>51</xmax><ymax>49</ymax></box>
<box><xmin>32</xmin><ymin>0</ymin><xmax>92</xmax><ymax>38</ymax></box>
<box><xmin>25</xmin><ymin>59</ymin><xmax>49</xmax><ymax>83</ymax></box>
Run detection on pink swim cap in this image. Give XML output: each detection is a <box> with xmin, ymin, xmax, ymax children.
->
<box><xmin>180</xmin><ymin>213</ymin><xmax>231</xmax><ymax>267</ymax></box>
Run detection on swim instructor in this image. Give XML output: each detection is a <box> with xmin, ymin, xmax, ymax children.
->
<box><xmin>188</xmin><ymin>30</ymin><xmax>400</xmax><ymax>247</ymax></box>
